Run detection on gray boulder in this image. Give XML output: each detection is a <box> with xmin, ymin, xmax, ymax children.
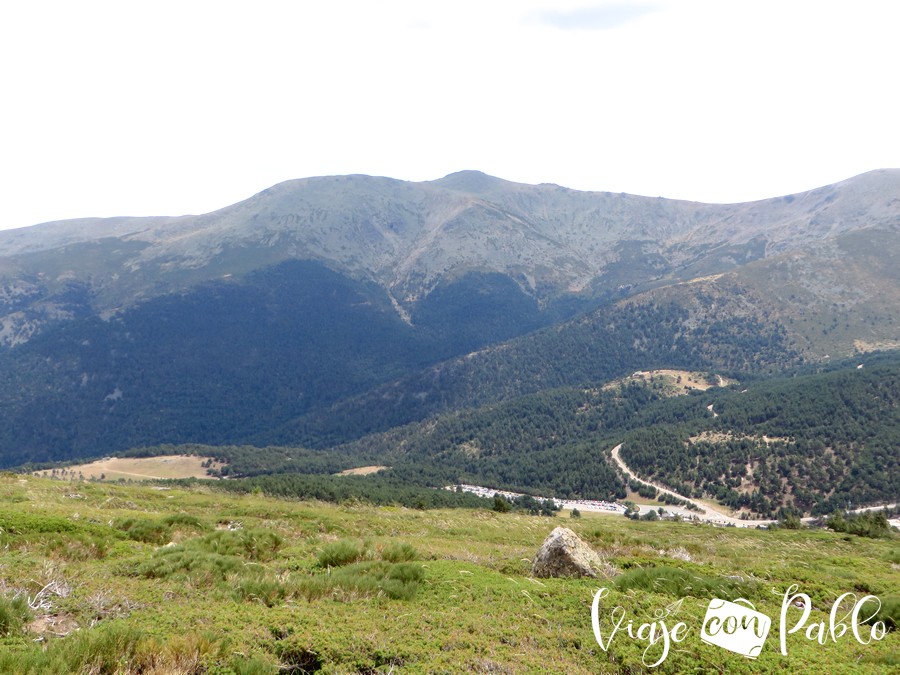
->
<box><xmin>532</xmin><ymin>527</ymin><xmax>618</xmax><ymax>579</ymax></box>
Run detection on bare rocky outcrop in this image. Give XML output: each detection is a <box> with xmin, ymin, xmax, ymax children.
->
<box><xmin>531</xmin><ymin>527</ymin><xmax>618</xmax><ymax>579</ymax></box>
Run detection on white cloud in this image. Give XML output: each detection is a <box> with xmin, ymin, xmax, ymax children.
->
<box><xmin>533</xmin><ymin>3</ymin><xmax>659</xmax><ymax>31</ymax></box>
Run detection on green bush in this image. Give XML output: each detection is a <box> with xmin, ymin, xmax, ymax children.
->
<box><xmin>42</xmin><ymin>531</ymin><xmax>110</xmax><ymax>561</ymax></box>
<box><xmin>161</xmin><ymin>513</ymin><xmax>206</xmax><ymax>530</ymax></box>
<box><xmin>614</xmin><ymin>566</ymin><xmax>756</xmax><ymax>600</ymax></box>
<box><xmin>115</xmin><ymin>514</ymin><xmax>211</xmax><ymax>545</ymax></box>
<box><xmin>241</xmin><ymin>530</ymin><xmax>283</xmax><ymax>562</ymax></box>
<box><xmin>317</xmin><ymin>540</ymin><xmax>367</xmax><ymax>568</ymax></box>
<box><xmin>227</xmin><ymin>655</ymin><xmax>279</xmax><ymax>675</ymax></box>
<box><xmin>0</xmin><ymin>595</ymin><xmax>31</xmax><ymax>636</ymax></box>
<box><xmin>0</xmin><ymin>510</ymin><xmax>76</xmax><ymax>534</ymax></box>
<box><xmin>379</xmin><ymin>542</ymin><xmax>418</xmax><ymax>563</ymax></box>
<box><xmin>138</xmin><ymin>547</ymin><xmax>243</xmax><ymax>583</ymax></box>
<box><xmin>200</xmin><ymin>529</ymin><xmax>283</xmax><ymax>562</ymax></box>
<box><xmin>232</xmin><ymin>577</ymin><xmax>288</xmax><ymax>607</ymax></box>
<box><xmin>862</xmin><ymin>595</ymin><xmax>900</xmax><ymax>630</ymax></box>
<box><xmin>0</xmin><ymin>623</ymin><xmax>234</xmax><ymax>674</ymax></box>
<box><xmin>0</xmin><ymin>622</ymin><xmax>144</xmax><ymax>674</ymax></box>
<box><xmin>295</xmin><ymin>561</ymin><xmax>424</xmax><ymax>601</ymax></box>
<box><xmin>136</xmin><ymin>529</ymin><xmax>282</xmax><ymax>584</ymax></box>
<box><xmin>113</xmin><ymin>517</ymin><xmax>170</xmax><ymax>544</ymax></box>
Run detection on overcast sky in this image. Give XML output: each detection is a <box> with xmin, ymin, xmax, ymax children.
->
<box><xmin>1</xmin><ymin>0</ymin><xmax>898</xmax><ymax>230</ymax></box>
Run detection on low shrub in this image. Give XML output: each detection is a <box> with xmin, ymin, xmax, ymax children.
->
<box><xmin>317</xmin><ymin>540</ymin><xmax>367</xmax><ymax>568</ymax></box>
<box><xmin>0</xmin><ymin>623</ymin><xmax>237</xmax><ymax>674</ymax></box>
<box><xmin>0</xmin><ymin>510</ymin><xmax>76</xmax><ymax>535</ymax></box>
<box><xmin>161</xmin><ymin>513</ymin><xmax>206</xmax><ymax>530</ymax></box>
<box><xmin>0</xmin><ymin>595</ymin><xmax>31</xmax><ymax>636</ymax></box>
<box><xmin>138</xmin><ymin>547</ymin><xmax>243</xmax><ymax>583</ymax></box>
<box><xmin>295</xmin><ymin>561</ymin><xmax>424</xmax><ymax>601</ymax></box>
<box><xmin>614</xmin><ymin>566</ymin><xmax>756</xmax><ymax>600</ymax></box>
<box><xmin>232</xmin><ymin>577</ymin><xmax>288</xmax><ymax>607</ymax></box>
<box><xmin>136</xmin><ymin>529</ymin><xmax>282</xmax><ymax>584</ymax></box>
<box><xmin>862</xmin><ymin>595</ymin><xmax>900</xmax><ymax>630</ymax></box>
<box><xmin>42</xmin><ymin>531</ymin><xmax>110</xmax><ymax>561</ymax></box>
<box><xmin>200</xmin><ymin>529</ymin><xmax>283</xmax><ymax>562</ymax></box>
<box><xmin>0</xmin><ymin>622</ymin><xmax>143</xmax><ymax>674</ymax></box>
<box><xmin>113</xmin><ymin>517</ymin><xmax>170</xmax><ymax>544</ymax></box>
<box><xmin>379</xmin><ymin>542</ymin><xmax>418</xmax><ymax>563</ymax></box>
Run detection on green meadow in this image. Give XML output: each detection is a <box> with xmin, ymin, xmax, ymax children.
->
<box><xmin>0</xmin><ymin>474</ymin><xmax>896</xmax><ymax>674</ymax></box>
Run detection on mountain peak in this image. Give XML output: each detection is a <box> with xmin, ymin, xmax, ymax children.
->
<box><xmin>430</xmin><ymin>170</ymin><xmax>509</xmax><ymax>193</ymax></box>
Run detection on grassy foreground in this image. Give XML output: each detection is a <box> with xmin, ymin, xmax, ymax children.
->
<box><xmin>0</xmin><ymin>474</ymin><xmax>896</xmax><ymax>674</ymax></box>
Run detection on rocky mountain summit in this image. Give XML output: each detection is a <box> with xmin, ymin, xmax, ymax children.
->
<box><xmin>0</xmin><ymin>169</ymin><xmax>897</xmax><ymax>464</ymax></box>
<box><xmin>1</xmin><ymin>169</ymin><xmax>898</xmax><ymax>346</ymax></box>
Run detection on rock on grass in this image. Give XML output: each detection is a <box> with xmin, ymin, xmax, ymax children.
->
<box><xmin>531</xmin><ymin>527</ymin><xmax>619</xmax><ymax>579</ymax></box>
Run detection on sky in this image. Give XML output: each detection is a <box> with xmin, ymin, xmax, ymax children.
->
<box><xmin>1</xmin><ymin>0</ymin><xmax>898</xmax><ymax>230</ymax></box>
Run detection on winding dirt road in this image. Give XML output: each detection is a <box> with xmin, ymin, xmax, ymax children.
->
<box><xmin>611</xmin><ymin>443</ymin><xmax>776</xmax><ymax>528</ymax></box>
<box><xmin>610</xmin><ymin>443</ymin><xmax>898</xmax><ymax>528</ymax></box>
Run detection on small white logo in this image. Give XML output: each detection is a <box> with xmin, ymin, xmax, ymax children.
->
<box><xmin>701</xmin><ymin>598</ymin><xmax>772</xmax><ymax>659</ymax></box>
<box><xmin>591</xmin><ymin>586</ymin><xmax>887</xmax><ymax>667</ymax></box>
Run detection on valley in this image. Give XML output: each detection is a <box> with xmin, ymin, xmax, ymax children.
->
<box><xmin>0</xmin><ymin>170</ymin><xmax>897</xmax><ymax>473</ymax></box>
<box><xmin>0</xmin><ymin>168</ymin><xmax>897</xmax><ymax>673</ymax></box>
<box><xmin>7</xmin><ymin>0</ymin><xmax>900</xmax><ymax>665</ymax></box>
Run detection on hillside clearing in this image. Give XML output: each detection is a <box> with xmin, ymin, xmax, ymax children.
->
<box><xmin>335</xmin><ymin>465</ymin><xmax>389</xmax><ymax>476</ymax></box>
<box><xmin>32</xmin><ymin>455</ymin><xmax>221</xmax><ymax>481</ymax></box>
<box><xmin>606</xmin><ymin>369</ymin><xmax>735</xmax><ymax>395</ymax></box>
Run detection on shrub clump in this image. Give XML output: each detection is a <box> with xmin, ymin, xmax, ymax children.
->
<box><xmin>317</xmin><ymin>540</ymin><xmax>419</xmax><ymax>568</ymax></box>
<box><xmin>232</xmin><ymin>576</ymin><xmax>288</xmax><ymax>607</ymax></box>
<box><xmin>0</xmin><ymin>622</ymin><xmax>273</xmax><ymax>674</ymax></box>
<box><xmin>0</xmin><ymin>510</ymin><xmax>76</xmax><ymax>535</ymax></box>
<box><xmin>136</xmin><ymin>529</ymin><xmax>283</xmax><ymax>583</ymax></box>
<box><xmin>0</xmin><ymin>595</ymin><xmax>31</xmax><ymax>637</ymax></box>
<box><xmin>317</xmin><ymin>540</ymin><xmax>368</xmax><ymax>568</ymax></box>
<box><xmin>114</xmin><ymin>513</ymin><xmax>209</xmax><ymax>545</ymax></box>
<box><xmin>113</xmin><ymin>517</ymin><xmax>169</xmax><ymax>545</ymax></box>
<box><xmin>296</xmin><ymin>561</ymin><xmax>424</xmax><ymax>601</ymax></box>
<box><xmin>863</xmin><ymin>595</ymin><xmax>900</xmax><ymax>630</ymax></box>
<box><xmin>613</xmin><ymin>566</ymin><xmax>757</xmax><ymax>600</ymax></box>
<box><xmin>379</xmin><ymin>542</ymin><xmax>418</xmax><ymax>563</ymax></box>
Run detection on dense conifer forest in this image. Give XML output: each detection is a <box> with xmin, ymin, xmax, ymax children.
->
<box><xmin>101</xmin><ymin>352</ymin><xmax>900</xmax><ymax>517</ymax></box>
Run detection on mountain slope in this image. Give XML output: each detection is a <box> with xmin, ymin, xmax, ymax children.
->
<box><xmin>0</xmin><ymin>169</ymin><xmax>897</xmax><ymax>464</ymax></box>
<box><xmin>320</xmin><ymin>353</ymin><xmax>900</xmax><ymax>516</ymax></box>
<box><xmin>2</xmin><ymin>169</ymin><xmax>898</xmax><ymax>343</ymax></box>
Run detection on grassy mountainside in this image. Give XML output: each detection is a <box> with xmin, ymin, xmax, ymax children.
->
<box><xmin>0</xmin><ymin>474</ymin><xmax>896</xmax><ymax>673</ymax></box>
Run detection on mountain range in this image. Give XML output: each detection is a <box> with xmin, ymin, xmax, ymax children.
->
<box><xmin>0</xmin><ymin>169</ymin><xmax>898</xmax><ymax>472</ymax></box>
